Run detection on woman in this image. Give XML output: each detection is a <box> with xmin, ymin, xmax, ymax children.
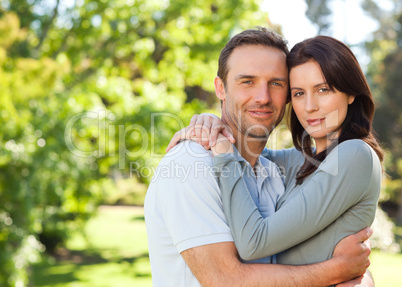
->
<box><xmin>168</xmin><ymin>36</ymin><xmax>383</xmax><ymax>267</ymax></box>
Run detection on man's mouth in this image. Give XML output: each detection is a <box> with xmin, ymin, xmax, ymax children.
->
<box><xmin>248</xmin><ymin>110</ymin><xmax>273</xmax><ymax>117</ymax></box>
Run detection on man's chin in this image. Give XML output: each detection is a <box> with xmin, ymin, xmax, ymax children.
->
<box><xmin>244</xmin><ymin>130</ymin><xmax>271</xmax><ymax>139</ymax></box>
<box><xmin>247</xmin><ymin>134</ymin><xmax>270</xmax><ymax>139</ymax></box>
<box><xmin>242</xmin><ymin>125</ymin><xmax>273</xmax><ymax>139</ymax></box>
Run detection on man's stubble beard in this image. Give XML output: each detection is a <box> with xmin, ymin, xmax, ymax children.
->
<box><xmin>223</xmin><ymin>101</ymin><xmax>281</xmax><ymax>140</ymax></box>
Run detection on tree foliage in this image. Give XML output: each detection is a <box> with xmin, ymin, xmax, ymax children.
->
<box><xmin>0</xmin><ymin>0</ymin><xmax>270</xmax><ymax>285</ymax></box>
<box><xmin>362</xmin><ymin>0</ymin><xmax>402</xmax><ymax>223</ymax></box>
<box><xmin>304</xmin><ymin>0</ymin><xmax>332</xmax><ymax>34</ymax></box>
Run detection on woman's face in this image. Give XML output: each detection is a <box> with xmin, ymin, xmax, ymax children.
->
<box><xmin>289</xmin><ymin>60</ymin><xmax>355</xmax><ymax>152</ymax></box>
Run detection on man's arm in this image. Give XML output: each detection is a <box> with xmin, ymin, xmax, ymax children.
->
<box><xmin>335</xmin><ymin>270</ymin><xmax>374</xmax><ymax>287</ymax></box>
<box><xmin>181</xmin><ymin>228</ymin><xmax>372</xmax><ymax>287</ymax></box>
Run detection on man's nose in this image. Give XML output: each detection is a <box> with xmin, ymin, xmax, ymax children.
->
<box><xmin>254</xmin><ymin>84</ymin><xmax>271</xmax><ymax>105</ymax></box>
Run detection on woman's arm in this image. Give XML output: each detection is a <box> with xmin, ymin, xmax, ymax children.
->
<box><xmin>214</xmin><ymin>140</ymin><xmax>381</xmax><ymax>261</ymax></box>
<box><xmin>261</xmin><ymin>147</ymin><xmax>303</xmax><ymax>178</ymax></box>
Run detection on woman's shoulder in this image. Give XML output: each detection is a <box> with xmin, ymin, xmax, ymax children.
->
<box><xmin>338</xmin><ymin>138</ymin><xmax>370</xmax><ymax>149</ymax></box>
<box><xmin>321</xmin><ymin>139</ymin><xmax>380</xmax><ymax>175</ymax></box>
<box><xmin>336</xmin><ymin>139</ymin><xmax>377</xmax><ymax>160</ymax></box>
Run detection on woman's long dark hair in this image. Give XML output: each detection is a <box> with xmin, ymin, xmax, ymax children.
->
<box><xmin>287</xmin><ymin>36</ymin><xmax>384</xmax><ymax>185</ymax></box>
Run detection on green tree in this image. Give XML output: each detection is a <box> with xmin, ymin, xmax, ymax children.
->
<box><xmin>0</xmin><ymin>12</ymin><xmax>104</xmax><ymax>286</ymax></box>
<box><xmin>362</xmin><ymin>0</ymin><xmax>402</xmax><ymax>224</ymax></box>
<box><xmin>305</xmin><ymin>0</ymin><xmax>332</xmax><ymax>34</ymax></box>
<box><xmin>0</xmin><ymin>1</ymin><xmax>271</xmax><ymax>285</ymax></box>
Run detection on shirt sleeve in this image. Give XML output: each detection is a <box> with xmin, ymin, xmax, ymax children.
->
<box><xmin>213</xmin><ymin>140</ymin><xmax>381</xmax><ymax>261</ymax></box>
<box><xmin>155</xmin><ymin>144</ymin><xmax>233</xmax><ymax>253</ymax></box>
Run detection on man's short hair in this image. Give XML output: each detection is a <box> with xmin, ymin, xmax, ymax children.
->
<box><xmin>217</xmin><ymin>27</ymin><xmax>289</xmax><ymax>87</ymax></box>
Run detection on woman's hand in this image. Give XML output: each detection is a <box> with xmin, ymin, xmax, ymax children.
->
<box><xmin>166</xmin><ymin>113</ymin><xmax>235</xmax><ymax>152</ymax></box>
<box><xmin>211</xmin><ymin>134</ymin><xmax>234</xmax><ymax>156</ymax></box>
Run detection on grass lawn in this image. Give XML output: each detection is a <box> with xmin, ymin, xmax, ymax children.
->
<box><xmin>370</xmin><ymin>250</ymin><xmax>402</xmax><ymax>286</ymax></box>
<box><xmin>32</xmin><ymin>206</ymin><xmax>152</xmax><ymax>287</ymax></box>
<box><xmin>32</xmin><ymin>206</ymin><xmax>402</xmax><ymax>286</ymax></box>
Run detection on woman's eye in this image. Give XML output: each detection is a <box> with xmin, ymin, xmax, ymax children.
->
<box><xmin>318</xmin><ymin>88</ymin><xmax>329</xmax><ymax>93</ymax></box>
<box><xmin>242</xmin><ymin>81</ymin><xmax>252</xmax><ymax>84</ymax></box>
<box><xmin>293</xmin><ymin>91</ymin><xmax>303</xmax><ymax>97</ymax></box>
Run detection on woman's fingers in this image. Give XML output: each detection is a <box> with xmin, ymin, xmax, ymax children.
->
<box><xmin>221</xmin><ymin>126</ymin><xmax>235</xmax><ymax>144</ymax></box>
<box><xmin>166</xmin><ymin>113</ymin><xmax>234</xmax><ymax>152</ymax></box>
<box><xmin>193</xmin><ymin>115</ymin><xmax>204</xmax><ymax>144</ymax></box>
<box><xmin>165</xmin><ymin>125</ymin><xmax>195</xmax><ymax>152</ymax></box>
<box><xmin>209</xmin><ymin>124</ymin><xmax>235</xmax><ymax>147</ymax></box>
<box><xmin>200</xmin><ymin>117</ymin><xmax>213</xmax><ymax>147</ymax></box>
<box><xmin>211</xmin><ymin>134</ymin><xmax>234</xmax><ymax>156</ymax></box>
<box><xmin>209</xmin><ymin>124</ymin><xmax>222</xmax><ymax>147</ymax></box>
<box><xmin>189</xmin><ymin>114</ymin><xmax>198</xmax><ymax>125</ymax></box>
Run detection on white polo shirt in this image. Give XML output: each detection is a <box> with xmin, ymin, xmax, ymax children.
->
<box><xmin>144</xmin><ymin>140</ymin><xmax>285</xmax><ymax>286</ymax></box>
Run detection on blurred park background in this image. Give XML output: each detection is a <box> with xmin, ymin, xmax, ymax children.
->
<box><xmin>0</xmin><ymin>0</ymin><xmax>402</xmax><ymax>286</ymax></box>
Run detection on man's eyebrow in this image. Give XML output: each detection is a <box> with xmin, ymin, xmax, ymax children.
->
<box><xmin>235</xmin><ymin>74</ymin><xmax>257</xmax><ymax>80</ymax></box>
<box><xmin>271</xmin><ymin>77</ymin><xmax>287</xmax><ymax>82</ymax></box>
<box><xmin>234</xmin><ymin>75</ymin><xmax>288</xmax><ymax>82</ymax></box>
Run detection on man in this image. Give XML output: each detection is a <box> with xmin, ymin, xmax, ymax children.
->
<box><xmin>145</xmin><ymin>27</ymin><xmax>372</xmax><ymax>286</ymax></box>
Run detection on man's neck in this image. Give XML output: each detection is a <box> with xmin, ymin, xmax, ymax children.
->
<box><xmin>233</xmin><ymin>133</ymin><xmax>267</xmax><ymax>168</ymax></box>
<box><xmin>220</xmin><ymin>115</ymin><xmax>268</xmax><ymax>168</ymax></box>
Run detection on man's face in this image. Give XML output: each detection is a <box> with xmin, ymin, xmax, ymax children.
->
<box><xmin>216</xmin><ymin>44</ymin><xmax>288</xmax><ymax>139</ymax></box>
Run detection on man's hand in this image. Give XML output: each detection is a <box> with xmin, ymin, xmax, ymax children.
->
<box><xmin>336</xmin><ymin>276</ymin><xmax>364</xmax><ymax>287</ymax></box>
<box><xmin>335</xmin><ymin>270</ymin><xmax>374</xmax><ymax>287</ymax></box>
<box><xmin>332</xmin><ymin>228</ymin><xmax>372</xmax><ymax>281</ymax></box>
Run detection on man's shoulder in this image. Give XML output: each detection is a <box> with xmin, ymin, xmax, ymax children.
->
<box><xmin>149</xmin><ymin>141</ymin><xmax>216</xmax><ymax>186</ymax></box>
<box><xmin>161</xmin><ymin>140</ymin><xmax>213</xmax><ymax>165</ymax></box>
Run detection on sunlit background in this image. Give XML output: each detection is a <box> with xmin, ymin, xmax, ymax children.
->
<box><xmin>0</xmin><ymin>0</ymin><xmax>401</xmax><ymax>286</ymax></box>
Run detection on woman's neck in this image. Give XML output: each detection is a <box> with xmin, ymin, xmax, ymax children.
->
<box><xmin>314</xmin><ymin>133</ymin><xmax>340</xmax><ymax>154</ymax></box>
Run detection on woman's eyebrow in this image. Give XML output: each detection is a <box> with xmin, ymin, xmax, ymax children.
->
<box><xmin>290</xmin><ymin>82</ymin><xmax>327</xmax><ymax>90</ymax></box>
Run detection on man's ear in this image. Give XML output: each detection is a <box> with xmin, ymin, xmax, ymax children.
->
<box><xmin>214</xmin><ymin>76</ymin><xmax>226</xmax><ymax>101</ymax></box>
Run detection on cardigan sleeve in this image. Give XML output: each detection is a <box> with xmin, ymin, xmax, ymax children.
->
<box><xmin>213</xmin><ymin>140</ymin><xmax>381</xmax><ymax>261</ymax></box>
<box><xmin>261</xmin><ymin>147</ymin><xmax>304</xmax><ymax>178</ymax></box>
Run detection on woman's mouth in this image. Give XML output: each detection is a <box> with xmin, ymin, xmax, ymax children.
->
<box><xmin>307</xmin><ymin>118</ymin><xmax>325</xmax><ymax>126</ymax></box>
